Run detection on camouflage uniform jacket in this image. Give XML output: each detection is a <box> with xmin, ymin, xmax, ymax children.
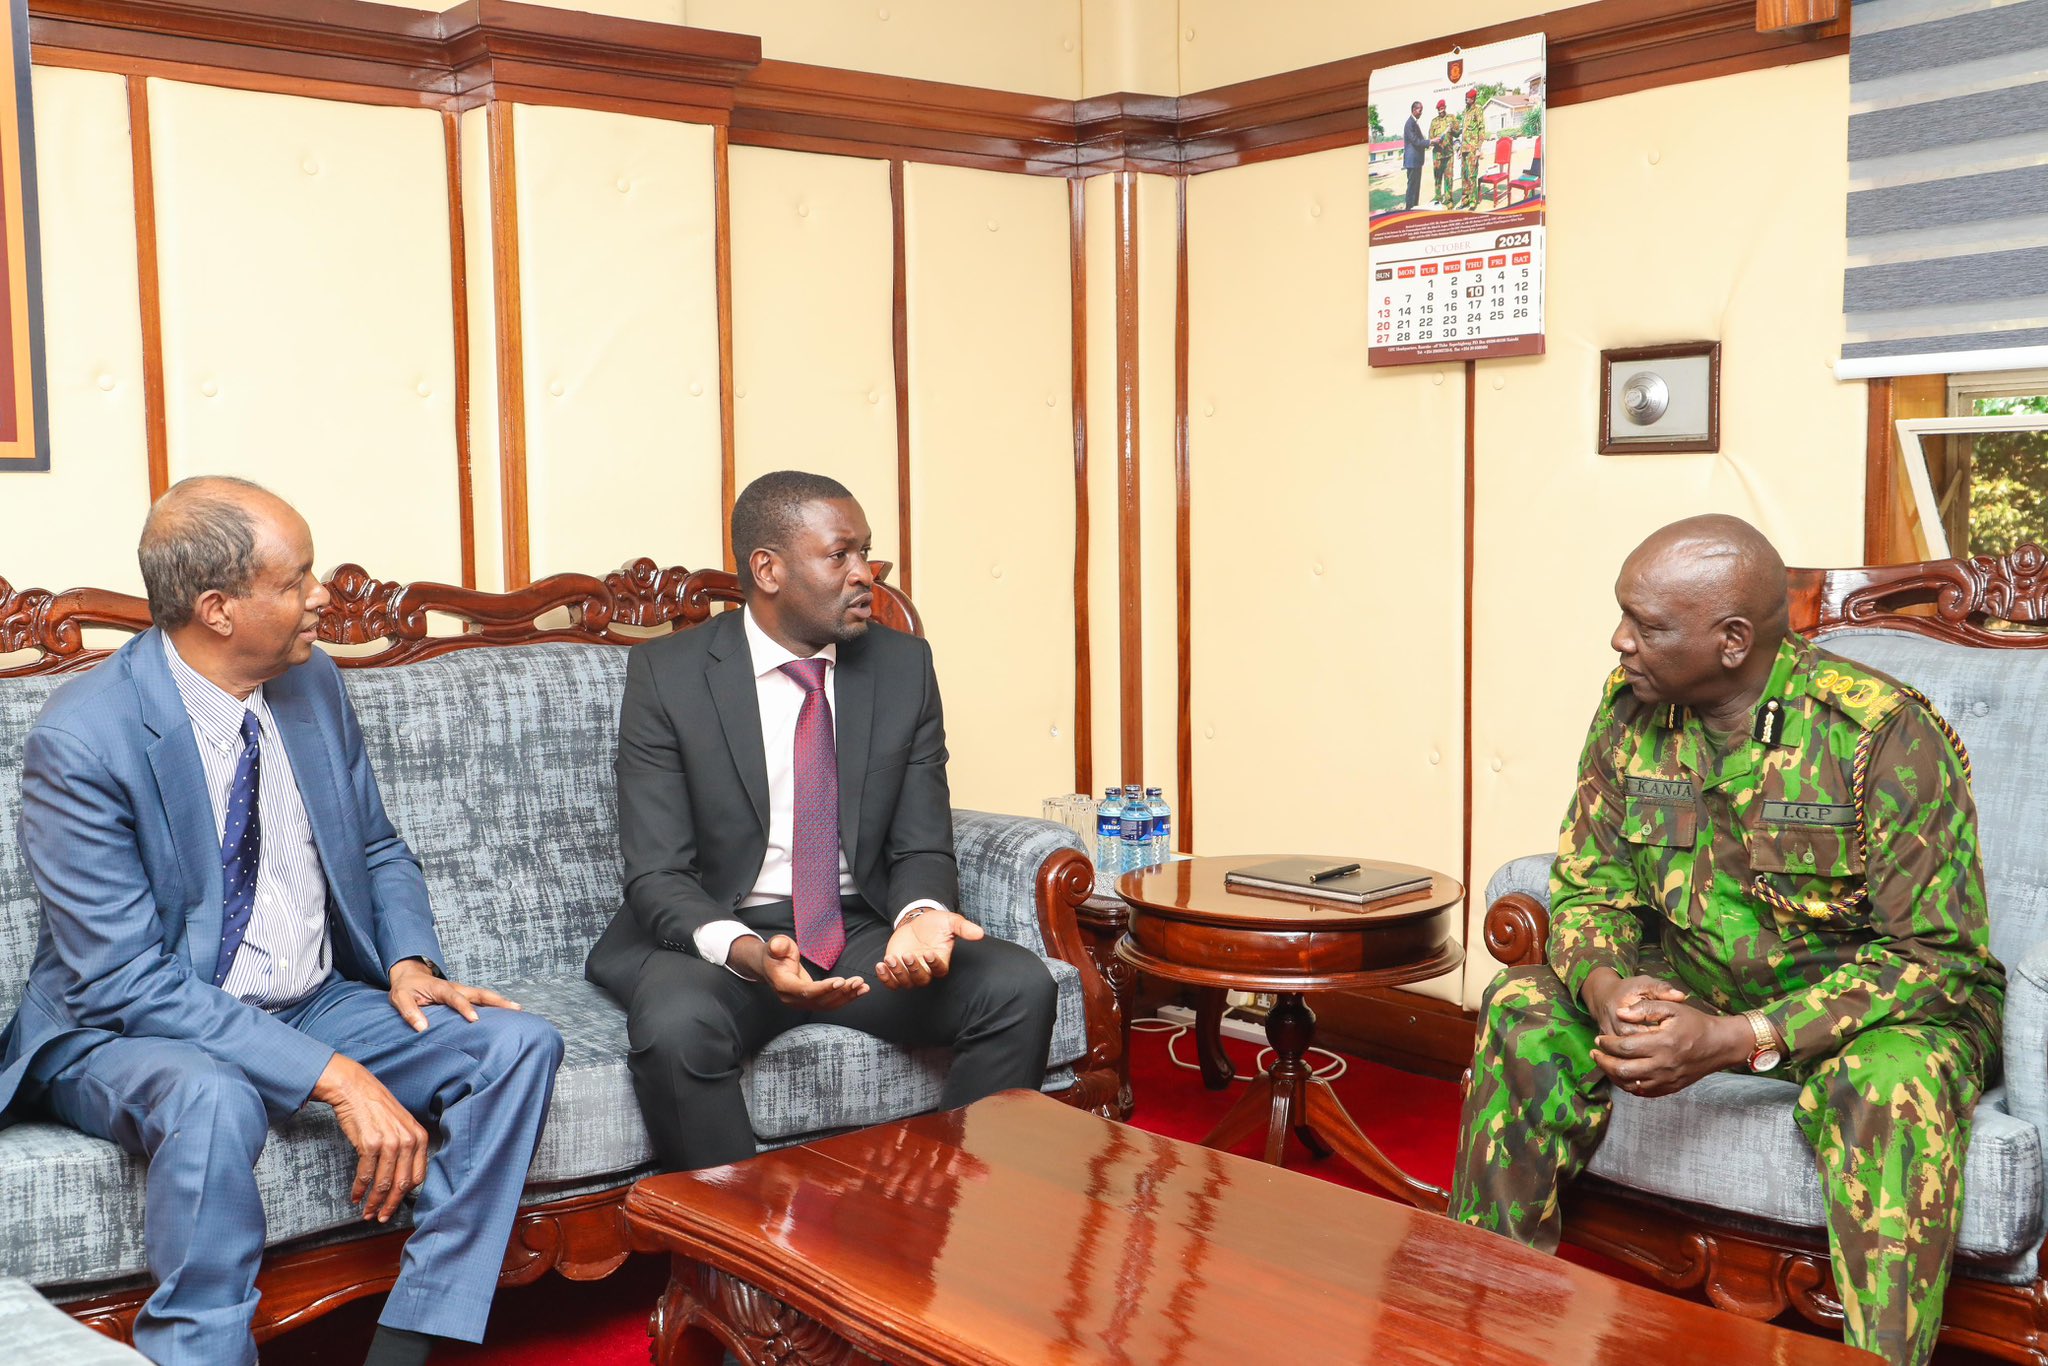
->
<box><xmin>1429</xmin><ymin>112</ymin><xmax>1458</xmax><ymax>156</ymax></box>
<box><xmin>1459</xmin><ymin>105</ymin><xmax>1487</xmax><ymax>153</ymax></box>
<box><xmin>1548</xmin><ymin>634</ymin><xmax>2004</xmax><ymax>1065</ymax></box>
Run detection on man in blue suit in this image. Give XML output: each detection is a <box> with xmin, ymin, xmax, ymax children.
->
<box><xmin>3</xmin><ymin>477</ymin><xmax>563</xmax><ymax>1366</ymax></box>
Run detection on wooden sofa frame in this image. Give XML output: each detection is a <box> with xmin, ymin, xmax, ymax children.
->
<box><xmin>1482</xmin><ymin>543</ymin><xmax>2048</xmax><ymax>1365</ymax></box>
<box><xmin>0</xmin><ymin>558</ymin><xmax>1125</xmax><ymax>1347</ymax></box>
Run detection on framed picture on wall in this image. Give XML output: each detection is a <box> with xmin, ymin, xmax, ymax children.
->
<box><xmin>0</xmin><ymin>0</ymin><xmax>47</xmax><ymax>473</ymax></box>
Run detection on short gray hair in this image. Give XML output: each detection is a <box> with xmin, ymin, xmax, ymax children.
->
<box><xmin>137</xmin><ymin>476</ymin><xmax>268</xmax><ymax>628</ymax></box>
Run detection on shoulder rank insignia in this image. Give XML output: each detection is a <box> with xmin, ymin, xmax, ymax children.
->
<box><xmin>1751</xmin><ymin>696</ymin><xmax>1788</xmax><ymax>746</ymax></box>
<box><xmin>1808</xmin><ymin>664</ymin><xmax>1901</xmax><ymax>729</ymax></box>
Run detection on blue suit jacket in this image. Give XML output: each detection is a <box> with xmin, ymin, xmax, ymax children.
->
<box><xmin>1403</xmin><ymin>115</ymin><xmax>1428</xmax><ymax>169</ymax></box>
<box><xmin>0</xmin><ymin>630</ymin><xmax>442</xmax><ymax>1119</ymax></box>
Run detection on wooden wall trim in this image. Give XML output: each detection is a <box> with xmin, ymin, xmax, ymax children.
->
<box><xmin>126</xmin><ymin>73</ymin><xmax>167</xmax><ymax>504</ymax></box>
<box><xmin>1069</xmin><ymin>175</ymin><xmax>1091</xmax><ymax>797</ymax></box>
<box><xmin>1863</xmin><ymin>377</ymin><xmax>1895</xmax><ymax>565</ymax></box>
<box><xmin>889</xmin><ymin>160</ymin><xmax>911</xmax><ymax>599</ymax></box>
<box><xmin>485</xmin><ymin>99</ymin><xmax>529</xmax><ymax>589</ymax></box>
<box><xmin>731</xmin><ymin>59</ymin><xmax>1079</xmax><ymax>176</ymax></box>
<box><xmin>1112</xmin><ymin>171</ymin><xmax>1141</xmax><ymax>784</ymax></box>
<box><xmin>32</xmin><ymin>0</ymin><xmax>1843</xmax><ymax>177</ymax></box>
<box><xmin>1172</xmin><ymin>174</ymin><xmax>1191</xmax><ymax>853</ymax></box>
<box><xmin>713</xmin><ymin>125</ymin><xmax>735</xmax><ymax>577</ymax></box>
<box><xmin>30</xmin><ymin>0</ymin><xmax>760</xmax><ymax>117</ymax></box>
<box><xmin>1461</xmin><ymin>360</ymin><xmax>1477</xmax><ymax>935</ymax></box>
<box><xmin>444</xmin><ymin>110</ymin><xmax>476</xmax><ymax>589</ymax></box>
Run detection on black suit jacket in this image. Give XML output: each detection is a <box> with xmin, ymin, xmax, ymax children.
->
<box><xmin>586</xmin><ymin>609</ymin><xmax>957</xmax><ymax>995</ymax></box>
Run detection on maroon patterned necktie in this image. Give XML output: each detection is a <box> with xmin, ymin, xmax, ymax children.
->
<box><xmin>778</xmin><ymin>658</ymin><xmax>845</xmax><ymax>970</ymax></box>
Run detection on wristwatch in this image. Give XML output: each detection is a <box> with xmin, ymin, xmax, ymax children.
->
<box><xmin>1744</xmin><ymin>1010</ymin><xmax>1783</xmax><ymax>1073</ymax></box>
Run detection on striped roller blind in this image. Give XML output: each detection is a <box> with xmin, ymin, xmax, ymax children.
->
<box><xmin>1837</xmin><ymin>0</ymin><xmax>2048</xmax><ymax>380</ymax></box>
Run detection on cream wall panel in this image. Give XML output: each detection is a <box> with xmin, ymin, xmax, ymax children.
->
<box><xmin>12</xmin><ymin>68</ymin><xmax>150</xmax><ymax>595</ymax></box>
<box><xmin>1177</xmin><ymin>0</ymin><xmax>1561</xmax><ymax>93</ymax></box>
<box><xmin>148</xmin><ymin>80</ymin><xmax>461</xmax><ymax>586</ymax></box>
<box><xmin>905</xmin><ymin>164</ymin><xmax>1074</xmax><ymax>814</ymax></box>
<box><xmin>727</xmin><ymin>146</ymin><xmax>899</xmax><ymax>566</ymax></box>
<box><xmin>1465</xmin><ymin>58</ymin><xmax>1865</xmax><ymax>1002</ymax></box>
<box><xmin>1136</xmin><ymin>172</ymin><xmax>1179</xmax><ymax>818</ymax></box>
<box><xmin>1083</xmin><ymin>174</ymin><xmax>1121</xmax><ymax>796</ymax></box>
<box><xmin>1187</xmin><ymin>148</ymin><xmax>1465</xmax><ymax>1000</ymax></box>
<box><xmin>460</xmin><ymin>107</ymin><xmax>505</xmax><ymax>591</ymax></box>
<box><xmin>1081</xmin><ymin>0</ymin><xmax>1178</xmax><ymax>97</ymax></box>
<box><xmin>514</xmin><ymin>104</ymin><xmax>722</xmax><ymax>580</ymax></box>
<box><xmin>689</xmin><ymin>0</ymin><xmax>1082</xmax><ymax>98</ymax></box>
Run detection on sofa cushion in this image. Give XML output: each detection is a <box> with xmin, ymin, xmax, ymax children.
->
<box><xmin>0</xmin><ymin>674</ymin><xmax>67</xmax><ymax>1023</ymax></box>
<box><xmin>339</xmin><ymin>643</ymin><xmax>630</xmax><ymax>986</ymax></box>
<box><xmin>1815</xmin><ymin>627</ymin><xmax>2048</xmax><ymax>975</ymax></box>
<box><xmin>1588</xmin><ymin>1071</ymin><xmax>2045</xmax><ymax>1278</ymax></box>
<box><xmin>0</xmin><ymin>1277</ymin><xmax>145</xmax><ymax>1361</ymax></box>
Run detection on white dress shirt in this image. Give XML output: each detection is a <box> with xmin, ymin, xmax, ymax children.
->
<box><xmin>693</xmin><ymin>608</ymin><xmax>943</xmax><ymax>973</ymax></box>
<box><xmin>163</xmin><ymin>634</ymin><xmax>332</xmax><ymax>1008</ymax></box>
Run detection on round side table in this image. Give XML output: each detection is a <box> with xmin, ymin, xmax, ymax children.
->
<box><xmin>1115</xmin><ymin>854</ymin><xmax>1463</xmax><ymax>1210</ymax></box>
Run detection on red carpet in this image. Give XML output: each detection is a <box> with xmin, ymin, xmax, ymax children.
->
<box><xmin>261</xmin><ymin>1023</ymin><xmax>1998</xmax><ymax>1364</ymax></box>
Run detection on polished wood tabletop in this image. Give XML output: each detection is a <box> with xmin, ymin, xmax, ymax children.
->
<box><xmin>625</xmin><ymin>1091</ymin><xmax>1875</xmax><ymax>1366</ymax></box>
<box><xmin>1114</xmin><ymin>855</ymin><xmax>1464</xmax><ymax>991</ymax></box>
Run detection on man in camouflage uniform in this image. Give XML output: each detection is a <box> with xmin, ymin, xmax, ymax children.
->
<box><xmin>1428</xmin><ymin>99</ymin><xmax>1457</xmax><ymax>207</ymax></box>
<box><xmin>1458</xmin><ymin>88</ymin><xmax>1488</xmax><ymax>209</ymax></box>
<box><xmin>1450</xmin><ymin>514</ymin><xmax>2004</xmax><ymax>1366</ymax></box>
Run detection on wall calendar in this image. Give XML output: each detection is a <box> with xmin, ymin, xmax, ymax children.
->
<box><xmin>1367</xmin><ymin>33</ymin><xmax>1546</xmax><ymax>367</ymax></box>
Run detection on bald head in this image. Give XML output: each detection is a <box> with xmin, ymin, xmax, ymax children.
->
<box><xmin>1623</xmin><ymin>514</ymin><xmax>1790</xmax><ymax>642</ymax></box>
<box><xmin>1610</xmin><ymin>515</ymin><xmax>1791</xmax><ymax>715</ymax></box>
<box><xmin>138</xmin><ymin>476</ymin><xmax>296</xmax><ymax>628</ymax></box>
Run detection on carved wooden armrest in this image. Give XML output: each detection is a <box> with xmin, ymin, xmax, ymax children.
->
<box><xmin>1033</xmin><ymin>847</ymin><xmax>1123</xmax><ymax>1082</ymax></box>
<box><xmin>1483</xmin><ymin>892</ymin><xmax>1549</xmax><ymax>968</ymax></box>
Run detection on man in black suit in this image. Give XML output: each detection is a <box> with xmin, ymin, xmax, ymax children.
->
<box><xmin>1402</xmin><ymin>100</ymin><xmax>1428</xmax><ymax>209</ymax></box>
<box><xmin>586</xmin><ymin>470</ymin><xmax>1058</xmax><ymax>1171</ymax></box>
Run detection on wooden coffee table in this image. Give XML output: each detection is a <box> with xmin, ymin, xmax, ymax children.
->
<box><xmin>623</xmin><ymin>1090</ymin><xmax>1875</xmax><ymax>1365</ymax></box>
<box><xmin>1115</xmin><ymin>854</ymin><xmax>1462</xmax><ymax>1206</ymax></box>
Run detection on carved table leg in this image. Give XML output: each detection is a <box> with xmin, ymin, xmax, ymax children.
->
<box><xmin>1197</xmin><ymin>993</ymin><xmax>1448</xmax><ymax>1211</ymax></box>
<box><xmin>649</xmin><ymin>1256</ymin><xmax>875</xmax><ymax>1366</ymax></box>
<box><xmin>1193</xmin><ymin>987</ymin><xmax>1236</xmax><ymax>1090</ymax></box>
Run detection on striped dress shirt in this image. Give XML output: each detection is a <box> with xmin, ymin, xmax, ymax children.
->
<box><xmin>163</xmin><ymin>634</ymin><xmax>332</xmax><ymax>1008</ymax></box>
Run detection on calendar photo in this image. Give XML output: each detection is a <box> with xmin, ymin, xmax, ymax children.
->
<box><xmin>1367</xmin><ymin>33</ymin><xmax>1547</xmax><ymax>366</ymax></box>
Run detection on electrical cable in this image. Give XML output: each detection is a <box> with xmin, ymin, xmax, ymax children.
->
<box><xmin>1133</xmin><ymin>1015</ymin><xmax>1347</xmax><ymax>1082</ymax></box>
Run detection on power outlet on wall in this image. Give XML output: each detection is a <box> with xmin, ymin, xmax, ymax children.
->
<box><xmin>1155</xmin><ymin>1003</ymin><xmax>1268</xmax><ymax>1046</ymax></box>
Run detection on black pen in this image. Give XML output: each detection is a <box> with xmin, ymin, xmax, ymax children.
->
<box><xmin>1306</xmin><ymin>862</ymin><xmax>1362</xmax><ymax>883</ymax></box>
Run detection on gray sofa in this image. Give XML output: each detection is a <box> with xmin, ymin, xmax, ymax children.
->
<box><xmin>1480</xmin><ymin>612</ymin><xmax>2048</xmax><ymax>1349</ymax></box>
<box><xmin>0</xmin><ymin>563</ymin><xmax>1116</xmax><ymax>1343</ymax></box>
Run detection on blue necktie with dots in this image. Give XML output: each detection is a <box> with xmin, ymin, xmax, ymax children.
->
<box><xmin>212</xmin><ymin>711</ymin><xmax>262</xmax><ymax>988</ymax></box>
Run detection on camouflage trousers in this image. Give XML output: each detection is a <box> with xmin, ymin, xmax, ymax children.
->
<box><xmin>1431</xmin><ymin>151</ymin><xmax>1453</xmax><ymax>205</ymax></box>
<box><xmin>1449</xmin><ymin>963</ymin><xmax>1992</xmax><ymax>1366</ymax></box>
<box><xmin>1459</xmin><ymin>148</ymin><xmax>1480</xmax><ymax>208</ymax></box>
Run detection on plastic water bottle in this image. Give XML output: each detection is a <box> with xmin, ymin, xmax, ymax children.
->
<box><xmin>1146</xmin><ymin>786</ymin><xmax>1171</xmax><ymax>866</ymax></box>
<box><xmin>1121</xmin><ymin>784</ymin><xmax>1147</xmax><ymax>873</ymax></box>
<box><xmin>1095</xmin><ymin>788</ymin><xmax>1124</xmax><ymax>877</ymax></box>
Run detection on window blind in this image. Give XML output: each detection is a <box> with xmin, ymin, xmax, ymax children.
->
<box><xmin>1836</xmin><ymin>0</ymin><xmax>2048</xmax><ymax>380</ymax></box>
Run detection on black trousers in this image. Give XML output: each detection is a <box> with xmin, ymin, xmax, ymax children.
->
<box><xmin>1405</xmin><ymin>164</ymin><xmax>1423</xmax><ymax>209</ymax></box>
<box><xmin>623</xmin><ymin>897</ymin><xmax>1059</xmax><ymax>1170</ymax></box>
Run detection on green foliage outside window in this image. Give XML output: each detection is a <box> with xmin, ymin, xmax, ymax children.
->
<box><xmin>1965</xmin><ymin>395</ymin><xmax>2048</xmax><ymax>557</ymax></box>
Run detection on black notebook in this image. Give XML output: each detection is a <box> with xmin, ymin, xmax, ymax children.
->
<box><xmin>1223</xmin><ymin>858</ymin><xmax>1431</xmax><ymax>908</ymax></box>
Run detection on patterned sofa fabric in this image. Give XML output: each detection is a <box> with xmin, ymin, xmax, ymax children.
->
<box><xmin>1478</xmin><ymin>626</ymin><xmax>2048</xmax><ymax>1282</ymax></box>
<box><xmin>0</xmin><ymin>638</ymin><xmax>1094</xmax><ymax>1295</ymax></box>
